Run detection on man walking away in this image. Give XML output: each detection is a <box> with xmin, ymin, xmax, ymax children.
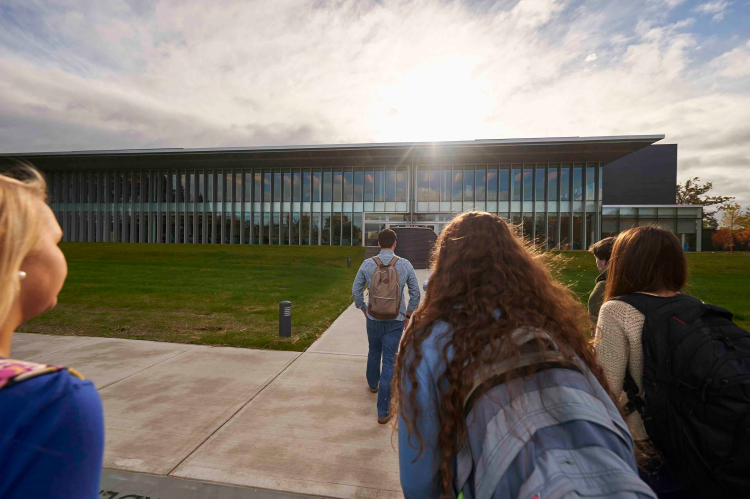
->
<box><xmin>352</xmin><ymin>229</ymin><xmax>421</xmax><ymax>424</ymax></box>
<box><xmin>588</xmin><ymin>237</ymin><xmax>614</xmax><ymax>324</ymax></box>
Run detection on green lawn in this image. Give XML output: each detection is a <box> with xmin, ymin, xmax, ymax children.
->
<box><xmin>554</xmin><ymin>251</ymin><xmax>750</xmax><ymax>330</ymax></box>
<box><xmin>18</xmin><ymin>246</ymin><xmax>749</xmax><ymax>351</ymax></box>
<box><xmin>18</xmin><ymin>243</ymin><xmax>365</xmax><ymax>352</ymax></box>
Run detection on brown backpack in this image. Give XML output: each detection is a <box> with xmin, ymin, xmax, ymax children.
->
<box><xmin>368</xmin><ymin>256</ymin><xmax>402</xmax><ymax>320</ymax></box>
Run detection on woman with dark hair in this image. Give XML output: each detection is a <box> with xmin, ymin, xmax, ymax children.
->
<box><xmin>595</xmin><ymin>225</ymin><xmax>694</xmax><ymax>498</ymax></box>
<box><xmin>393</xmin><ymin>212</ymin><xmax>654</xmax><ymax>499</ymax></box>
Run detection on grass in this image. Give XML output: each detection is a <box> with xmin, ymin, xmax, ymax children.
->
<box><xmin>18</xmin><ymin>245</ymin><xmax>750</xmax><ymax>351</ymax></box>
<box><xmin>553</xmin><ymin>251</ymin><xmax>750</xmax><ymax>330</ymax></box>
<box><xmin>18</xmin><ymin>243</ymin><xmax>365</xmax><ymax>352</ymax></box>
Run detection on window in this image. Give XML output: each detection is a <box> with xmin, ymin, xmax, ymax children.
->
<box><xmin>274</xmin><ymin>172</ymin><xmax>282</xmax><ymax>202</ymax></box>
<box><xmin>244</xmin><ymin>172</ymin><xmax>252</xmax><ymax>202</ymax></box>
<box><xmin>587</xmin><ymin>166</ymin><xmax>595</xmax><ymax>201</ymax></box>
<box><xmin>396</xmin><ymin>169</ymin><xmax>407</xmax><ymax>202</ymax></box>
<box><xmin>323</xmin><ymin>171</ymin><xmax>332</xmax><ymax>202</ymax></box>
<box><xmin>343</xmin><ymin>170</ymin><xmax>353</xmax><ymax>202</ymax></box>
<box><xmin>354</xmin><ymin>170</ymin><xmax>364</xmax><ymax>202</ymax></box>
<box><xmin>226</xmin><ymin>172</ymin><xmax>233</xmax><ymax>202</ymax></box>
<box><xmin>374</xmin><ymin>170</ymin><xmax>385</xmax><ymax>202</ymax></box>
<box><xmin>216</xmin><ymin>171</ymin><xmax>224</xmax><ymax>202</ymax></box>
<box><xmin>198</xmin><ymin>172</ymin><xmax>205</xmax><ymax>202</ymax></box>
<box><xmin>303</xmin><ymin>170</ymin><xmax>311</xmax><ymax>202</ymax></box>
<box><xmin>536</xmin><ymin>166</ymin><xmax>547</xmax><ymax>201</ymax></box>
<box><xmin>386</xmin><ymin>170</ymin><xmax>396</xmax><ymax>202</ymax></box>
<box><xmin>207</xmin><ymin>172</ymin><xmax>213</xmax><ymax>202</ymax></box>
<box><xmin>333</xmin><ymin>171</ymin><xmax>342</xmax><ymax>202</ymax></box>
<box><xmin>441</xmin><ymin>169</ymin><xmax>451</xmax><ymax>202</ymax></box>
<box><xmin>429</xmin><ymin>169</ymin><xmax>440</xmax><ymax>202</ymax></box>
<box><xmin>254</xmin><ymin>172</ymin><xmax>261</xmax><ymax>202</ymax></box>
<box><xmin>560</xmin><ymin>166</ymin><xmax>570</xmax><ymax>201</ymax></box>
<box><xmin>333</xmin><ymin>213</ymin><xmax>341</xmax><ymax>245</ymax></box>
<box><xmin>313</xmin><ymin>172</ymin><xmax>321</xmax><ymax>202</ymax></box>
<box><xmin>464</xmin><ymin>168</ymin><xmax>474</xmax><ymax>201</ymax></box>
<box><xmin>476</xmin><ymin>168</ymin><xmax>486</xmax><ymax>201</ymax></box>
<box><xmin>487</xmin><ymin>168</ymin><xmax>497</xmax><ymax>201</ymax></box>
<box><xmin>353</xmin><ymin>213</ymin><xmax>363</xmax><ymax>246</ymax></box>
<box><xmin>293</xmin><ymin>171</ymin><xmax>301</xmax><ymax>202</ymax></box>
<box><xmin>284</xmin><ymin>172</ymin><xmax>292</xmax><ymax>202</ymax></box>
<box><xmin>188</xmin><ymin>172</ymin><xmax>194</xmax><ymax>203</ymax></box>
<box><xmin>418</xmin><ymin>169</ymin><xmax>429</xmax><ymax>201</ymax></box>
<box><xmin>364</xmin><ymin>171</ymin><xmax>374</xmax><ymax>202</ymax></box>
<box><xmin>235</xmin><ymin>171</ymin><xmax>242</xmax><ymax>202</ymax></box>
<box><xmin>512</xmin><ymin>168</ymin><xmax>521</xmax><ymax>201</ymax></box>
<box><xmin>499</xmin><ymin>168</ymin><xmax>509</xmax><ymax>201</ymax></box>
<box><xmin>311</xmin><ymin>215</ymin><xmax>319</xmax><ymax>245</ymax></box>
<box><xmin>264</xmin><ymin>172</ymin><xmax>271</xmax><ymax>202</ymax></box>
<box><xmin>548</xmin><ymin>166</ymin><xmax>558</xmax><ymax>201</ymax></box>
<box><xmin>523</xmin><ymin>167</ymin><xmax>533</xmax><ymax>201</ymax></box>
<box><xmin>178</xmin><ymin>172</ymin><xmax>185</xmax><ymax>203</ymax></box>
<box><xmin>452</xmin><ymin>170</ymin><xmax>463</xmax><ymax>201</ymax></box>
<box><xmin>573</xmin><ymin>166</ymin><xmax>583</xmax><ymax>201</ymax></box>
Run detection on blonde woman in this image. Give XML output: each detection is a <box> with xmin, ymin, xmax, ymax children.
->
<box><xmin>0</xmin><ymin>164</ymin><xmax>104</xmax><ymax>499</ymax></box>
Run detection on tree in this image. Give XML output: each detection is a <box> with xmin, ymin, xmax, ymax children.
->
<box><xmin>676</xmin><ymin>177</ymin><xmax>735</xmax><ymax>229</ymax></box>
<box><xmin>737</xmin><ymin>228</ymin><xmax>750</xmax><ymax>252</ymax></box>
<box><xmin>713</xmin><ymin>227</ymin><xmax>734</xmax><ymax>251</ymax></box>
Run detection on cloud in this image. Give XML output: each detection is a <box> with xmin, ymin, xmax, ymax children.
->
<box><xmin>0</xmin><ymin>0</ymin><xmax>748</xmax><ymax>207</ymax></box>
<box><xmin>692</xmin><ymin>1</ymin><xmax>731</xmax><ymax>21</ymax></box>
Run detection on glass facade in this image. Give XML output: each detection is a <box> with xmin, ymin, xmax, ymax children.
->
<box><xmin>602</xmin><ymin>206</ymin><xmax>703</xmax><ymax>251</ymax></box>
<box><xmin>44</xmin><ymin>160</ymin><xmax>696</xmax><ymax>250</ymax></box>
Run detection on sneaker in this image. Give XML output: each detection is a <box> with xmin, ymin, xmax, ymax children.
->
<box><xmin>369</xmin><ymin>386</ymin><xmax>378</xmax><ymax>393</ymax></box>
<box><xmin>378</xmin><ymin>415</ymin><xmax>392</xmax><ymax>424</ymax></box>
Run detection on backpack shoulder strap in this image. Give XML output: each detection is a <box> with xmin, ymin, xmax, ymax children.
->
<box><xmin>0</xmin><ymin>359</ymin><xmax>84</xmax><ymax>390</ymax></box>
<box><xmin>372</xmin><ymin>256</ymin><xmax>384</xmax><ymax>267</ymax></box>
<box><xmin>386</xmin><ymin>255</ymin><xmax>399</xmax><ymax>267</ymax></box>
<box><xmin>614</xmin><ymin>294</ymin><xmax>702</xmax><ymax>327</ymax></box>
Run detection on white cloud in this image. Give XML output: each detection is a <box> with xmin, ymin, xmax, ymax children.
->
<box><xmin>0</xmin><ymin>0</ymin><xmax>748</xmax><ymax>206</ymax></box>
<box><xmin>692</xmin><ymin>1</ymin><xmax>731</xmax><ymax>21</ymax></box>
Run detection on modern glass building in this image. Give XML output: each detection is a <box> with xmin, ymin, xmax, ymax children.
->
<box><xmin>2</xmin><ymin>135</ymin><xmax>702</xmax><ymax>250</ymax></box>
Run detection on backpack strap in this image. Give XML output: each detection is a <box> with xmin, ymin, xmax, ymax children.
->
<box><xmin>0</xmin><ymin>359</ymin><xmax>84</xmax><ymax>390</ymax></box>
<box><xmin>372</xmin><ymin>256</ymin><xmax>384</xmax><ymax>267</ymax></box>
<box><xmin>386</xmin><ymin>256</ymin><xmax>399</xmax><ymax>267</ymax></box>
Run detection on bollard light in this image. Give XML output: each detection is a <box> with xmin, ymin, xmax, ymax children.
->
<box><xmin>279</xmin><ymin>301</ymin><xmax>292</xmax><ymax>338</ymax></box>
<box><xmin>347</xmin><ymin>256</ymin><xmax>351</xmax><ymax>268</ymax></box>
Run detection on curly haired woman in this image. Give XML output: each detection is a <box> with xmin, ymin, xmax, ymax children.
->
<box><xmin>392</xmin><ymin>212</ymin><xmax>654</xmax><ymax>499</ymax></box>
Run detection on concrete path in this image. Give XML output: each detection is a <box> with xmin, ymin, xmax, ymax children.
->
<box><xmin>10</xmin><ymin>269</ymin><xmax>430</xmax><ymax>499</ymax></box>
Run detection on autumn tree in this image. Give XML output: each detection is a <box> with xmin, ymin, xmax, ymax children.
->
<box><xmin>713</xmin><ymin>228</ymin><xmax>734</xmax><ymax>251</ymax></box>
<box><xmin>676</xmin><ymin>177</ymin><xmax>735</xmax><ymax>229</ymax></box>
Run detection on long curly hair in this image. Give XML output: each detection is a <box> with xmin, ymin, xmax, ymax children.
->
<box><xmin>391</xmin><ymin>211</ymin><xmax>614</xmax><ymax>497</ymax></box>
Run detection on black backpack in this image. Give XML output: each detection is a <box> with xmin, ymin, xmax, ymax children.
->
<box><xmin>614</xmin><ymin>293</ymin><xmax>750</xmax><ymax>499</ymax></box>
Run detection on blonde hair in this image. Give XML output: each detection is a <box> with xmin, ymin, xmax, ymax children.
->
<box><xmin>0</xmin><ymin>162</ymin><xmax>48</xmax><ymax>325</ymax></box>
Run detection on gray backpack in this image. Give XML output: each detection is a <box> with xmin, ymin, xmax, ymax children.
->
<box><xmin>367</xmin><ymin>256</ymin><xmax>401</xmax><ymax>320</ymax></box>
<box><xmin>455</xmin><ymin>330</ymin><xmax>656</xmax><ymax>499</ymax></box>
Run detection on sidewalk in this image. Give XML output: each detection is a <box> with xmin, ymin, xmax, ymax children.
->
<box><xmin>10</xmin><ymin>269</ymin><xmax>429</xmax><ymax>499</ymax></box>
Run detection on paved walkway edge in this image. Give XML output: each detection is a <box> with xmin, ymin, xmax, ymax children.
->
<box><xmin>101</xmin><ymin>469</ymin><xmax>327</xmax><ymax>499</ymax></box>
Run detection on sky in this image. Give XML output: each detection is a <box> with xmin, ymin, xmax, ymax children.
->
<box><xmin>1</xmin><ymin>0</ymin><xmax>748</xmax><ymax>206</ymax></box>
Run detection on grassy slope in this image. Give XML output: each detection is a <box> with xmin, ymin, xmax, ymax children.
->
<box><xmin>19</xmin><ymin>245</ymin><xmax>749</xmax><ymax>351</ymax></box>
<box><xmin>556</xmin><ymin>251</ymin><xmax>750</xmax><ymax>330</ymax></box>
<box><xmin>18</xmin><ymin>243</ymin><xmax>365</xmax><ymax>352</ymax></box>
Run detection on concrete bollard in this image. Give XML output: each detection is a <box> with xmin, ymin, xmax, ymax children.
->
<box><xmin>347</xmin><ymin>256</ymin><xmax>351</xmax><ymax>268</ymax></box>
<box><xmin>279</xmin><ymin>301</ymin><xmax>291</xmax><ymax>338</ymax></box>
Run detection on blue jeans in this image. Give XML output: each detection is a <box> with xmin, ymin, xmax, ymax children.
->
<box><xmin>366</xmin><ymin>318</ymin><xmax>404</xmax><ymax>418</ymax></box>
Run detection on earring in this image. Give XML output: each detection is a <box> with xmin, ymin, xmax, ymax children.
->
<box><xmin>18</xmin><ymin>271</ymin><xmax>26</xmax><ymax>280</ymax></box>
